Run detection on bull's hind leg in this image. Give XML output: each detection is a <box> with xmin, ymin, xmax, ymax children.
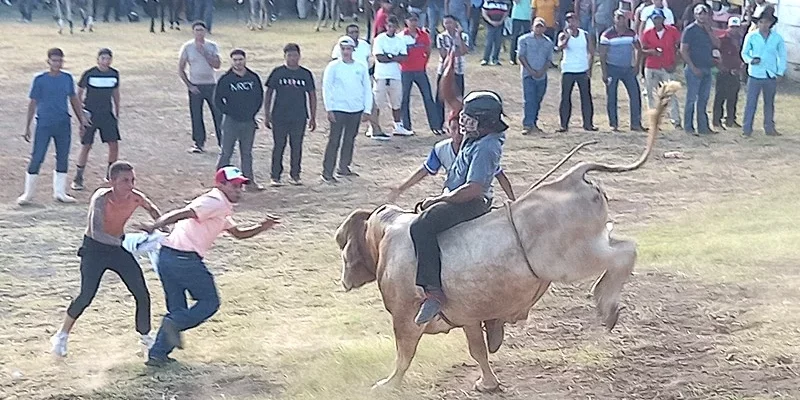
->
<box><xmin>464</xmin><ymin>324</ymin><xmax>500</xmax><ymax>392</ymax></box>
<box><xmin>373</xmin><ymin>315</ymin><xmax>424</xmax><ymax>389</ymax></box>
<box><xmin>591</xmin><ymin>239</ymin><xmax>636</xmax><ymax>331</ymax></box>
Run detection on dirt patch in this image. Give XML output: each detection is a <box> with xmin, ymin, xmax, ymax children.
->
<box><xmin>431</xmin><ymin>272</ymin><xmax>799</xmax><ymax>399</ymax></box>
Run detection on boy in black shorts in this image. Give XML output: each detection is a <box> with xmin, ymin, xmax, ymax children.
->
<box><xmin>72</xmin><ymin>48</ymin><xmax>121</xmax><ymax>191</ymax></box>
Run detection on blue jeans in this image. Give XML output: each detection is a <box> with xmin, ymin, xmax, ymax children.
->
<box><xmin>401</xmin><ymin>71</ymin><xmax>439</xmax><ymax>130</ymax></box>
<box><xmin>468</xmin><ymin>5</ymin><xmax>482</xmax><ymax>49</ymax></box>
<box><xmin>482</xmin><ymin>22</ymin><xmax>503</xmax><ymax>62</ymax></box>
<box><xmin>683</xmin><ymin>66</ymin><xmax>712</xmax><ymax>133</ymax></box>
<box><xmin>28</xmin><ymin>120</ymin><xmax>71</xmax><ymax>174</ymax></box>
<box><xmin>742</xmin><ymin>76</ymin><xmax>777</xmax><ymax>135</ymax></box>
<box><xmin>194</xmin><ymin>0</ymin><xmax>215</xmax><ymax>32</ymax></box>
<box><xmin>522</xmin><ymin>76</ymin><xmax>547</xmax><ymax>127</ymax></box>
<box><xmin>427</xmin><ymin>0</ymin><xmax>444</xmax><ymax>33</ymax></box>
<box><xmin>606</xmin><ymin>65</ymin><xmax>642</xmax><ymax>129</ymax></box>
<box><xmin>148</xmin><ymin>247</ymin><xmax>220</xmax><ymax>360</ymax></box>
<box><xmin>580</xmin><ymin>13</ymin><xmax>592</xmax><ymax>34</ymax></box>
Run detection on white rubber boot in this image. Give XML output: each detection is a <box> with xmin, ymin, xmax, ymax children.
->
<box><xmin>16</xmin><ymin>173</ymin><xmax>38</xmax><ymax>206</ymax></box>
<box><xmin>53</xmin><ymin>172</ymin><xmax>76</xmax><ymax>203</ymax></box>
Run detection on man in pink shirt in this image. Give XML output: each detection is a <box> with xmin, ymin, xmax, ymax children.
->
<box><xmin>142</xmin><ymin>166</ymin><xmax>280</xmax><ymax>366</ymax></box>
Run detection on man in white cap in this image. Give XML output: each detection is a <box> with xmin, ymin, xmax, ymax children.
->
<box><xmin>321</xmin><ymin>36</ymin><xmax>373</xmax><ymax>183</ymax></box>
<box><xmin>142</xmin><ymin>166</ymin><xmax>280</xmax><ymax>366</ymax></box>
<box><xmin>712</xmin><ymin>16</ymin><xmax>746</xmax><ymax>130</ymax></box>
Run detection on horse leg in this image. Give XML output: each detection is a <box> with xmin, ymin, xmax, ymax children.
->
<box><xmin>372</xmin><ymin>313</ymin><xmax>424</xmax><ymax>390</ymax></box>
<box><xmin>463</xmin><ymin>324</ymin><xmax>501</xmax><ymax>392</ymax></box>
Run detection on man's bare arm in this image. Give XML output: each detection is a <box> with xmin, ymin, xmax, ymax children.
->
<box><xmin>112</xmin><ymin>87</ymin><xmax>121</xmax><ymax>118</ymax></box>
<box><xmin>134</xmin><ymin>190</ymin><xmax>162</xmax><ymax>221</ymax></box>
<box><xmin>178</xmin><ymin>55</ymin><xmax>192</xmax><ymax>87</ymax></box>
<box><xmin>227</xmin><ymin>217</ymin><xmax>280</xmax><ymax>239</ymax></box>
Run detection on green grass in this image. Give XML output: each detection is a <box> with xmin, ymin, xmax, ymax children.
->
<box><xmin>637</xmin><ymin>181</ymin><xmax>800</xmax><ymax>282</ymax></box>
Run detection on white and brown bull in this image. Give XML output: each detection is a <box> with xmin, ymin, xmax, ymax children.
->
<box><xmin>334</xmin><ymin>82</ymin><xmax>681</xmax><ymax>391</ymax></box>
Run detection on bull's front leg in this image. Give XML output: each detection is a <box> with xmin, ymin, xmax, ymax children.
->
<box><xmin>372</xmin><ymin>314</ymin><xmax>424</xmax><ymax>390</ymax></box>
<box><xmin>463</xmin><ymin>324</ymin><xmax>500</xmax><ymax>392</ymax></box>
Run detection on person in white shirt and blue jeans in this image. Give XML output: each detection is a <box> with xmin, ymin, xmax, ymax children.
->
<box><xmin>740</xmin><ymin>11</ymin><xmax>786</xmax><ymax>137</ymax></box>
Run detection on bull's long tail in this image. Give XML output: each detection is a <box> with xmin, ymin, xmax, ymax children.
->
<box><xmin>576</xmin><ymin>81</ymin><xmax>681</xmax><ymax>176</ymax></box>
<box><xmin>567</xmin><ymin>81</ymin><xmax>681</xmax><ymax>177</ymax></box>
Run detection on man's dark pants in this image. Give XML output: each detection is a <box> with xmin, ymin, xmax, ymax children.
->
<box><xmin>322</xmin><ymin>111</ymin><xmax>362</xmax><ymax>177</ymax></box>
<box><xmin>148</xmin><ymin>247</ymin><xmax>220</xmax><ymax>360</ymax></box>
<box><xmin>559</xmin><ymin>72</ymin><xmax>594</xmax><ymax>129</ymax></box>
<box><xmin>271</xmin><ymin>118</ymin><xmax>306</xmax><ymax>181</ymax></box>
<box><xmin>410</xmin><ymin>198</ymin><xmax>489</xmax><ymax>290</ymax></box>
<box><xmin>713</xmin><ymin>71</ymin><xmax>741</xmax><ymax>125</ymax></box>
<box><xmin>401</xmin><ymin>71</ymin><xmax>439</xmax><ymax>131</ymax></box>
<box><xmin>189</xmin><ymin>84</ymin><xmax>222</xmax><ymax>149</ymax></box>
<box><xmin>605</xmin><ymin>65</ymin><xmax>643</xmax><ymax>129</ymax></box>
<box><xmin>509</xmin><ymin>19</ymin><xmax>530</xmax><ymax>63</ymax></box>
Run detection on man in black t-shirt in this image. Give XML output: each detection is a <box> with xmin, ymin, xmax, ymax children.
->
<box><xmin>72</xmin><ymin>48</ymin><xmax>121</xmax><ymax>191</ymax></box>
<box><xmin>264</xmin><ymin>43</ymin><xmax>318</xmax><ymax>187</ymax></box>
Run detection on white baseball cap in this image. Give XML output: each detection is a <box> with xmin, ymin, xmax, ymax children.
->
<box><xmin>338</xmin><ymin>36</ymin><xmax>356</xmax><ymax>48</ymax></box>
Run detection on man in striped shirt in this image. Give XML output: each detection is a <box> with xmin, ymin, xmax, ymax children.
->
<box><xmin>599</xmin><ymin>9</ymin><xmax>644</xmax><ymax>132</ymax></box>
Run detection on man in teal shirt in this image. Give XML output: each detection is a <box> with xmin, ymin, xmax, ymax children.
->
<box><xmin>509</xmin><ymin>0</ymin><xmax>532</xmax><ymax>65</ymax></box>
<box><xmin>740</xmin><ymin>11</ymin><xmax>786</xmax><ymax>137</ymax></box>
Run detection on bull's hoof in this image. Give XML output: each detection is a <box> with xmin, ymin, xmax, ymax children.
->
<box><xmin>371</xmin><ymin>378</ymin><xmax>398</xmax><ymax>390</ymax></box>
<box><xmin>604</xmin><ymin>305</ymin><xmax>620</xmax><ymax>332</ymax></box>
<box><xmin>474</xmin><ymin>378</ymin><xmax>501</xmax><ymax>393</ymax></box>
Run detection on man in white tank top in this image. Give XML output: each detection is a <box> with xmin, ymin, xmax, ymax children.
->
<box><xmin>556</xmin><ymin>12</ymin><xmax>597</xmax><ymax>132</ymax></box>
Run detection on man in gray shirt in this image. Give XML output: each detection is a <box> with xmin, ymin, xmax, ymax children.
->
<box><xmin>179</xmin><ymin>21</ymin><xmax>222</xmax><ymax>154</ymax></box>
<box><xmin>518</xmin><ymin>17</ymin><xmax>554</xmax><ymax>134</ymax></box>
<box><xmin>593</xmin><ymin>0</ymin><xmax>617</xmax><ymax>40</ymax></box>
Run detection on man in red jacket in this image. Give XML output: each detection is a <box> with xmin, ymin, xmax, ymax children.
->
<box><xmin>641</xmin><ymin>8</ymin><xmax>682</xmax><ymax>128</ymax></box>
<box><xmin>400</xmin><ymin>12</ymin><xmax>439</xmax><ymax>135</ymax></box>
<box><xmin>712</xmin><ymin>16</ymin><xmax>745</xmax><ymax>129</ymax></box>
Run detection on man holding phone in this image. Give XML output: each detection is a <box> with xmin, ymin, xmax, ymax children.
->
<box><xmin>641</xmin><ymin>8</ymin><xmax>682</xmax><ymax>128</ymax></box>
<box><xmin>741</xmin><ymin>11</ymin><xmax>786</xmax><ymax>137</ymax></box>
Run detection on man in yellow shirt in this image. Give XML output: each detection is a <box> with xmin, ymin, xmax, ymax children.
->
<box><xmin>533</xmin><ymin>0</ymin><xmax>559</xmax><ymax>40</ymax></box>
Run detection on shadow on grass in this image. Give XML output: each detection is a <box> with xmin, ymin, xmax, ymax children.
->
<box><xmin>43</xmin><ymin>361</ymin><xmax>284</xmax><ymax>400</ymax></box>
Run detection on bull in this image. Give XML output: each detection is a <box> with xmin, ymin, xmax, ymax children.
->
<box><xmin>335</xmin><ymin>82</ymin><xmax>681</xmax><ymax>391</ymax></box>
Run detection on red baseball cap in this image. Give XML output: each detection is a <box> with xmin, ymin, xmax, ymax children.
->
<box><xmin>215</xmin><ymin>166</ymin><xmax>249</xmax><ymax>185</ymax></box>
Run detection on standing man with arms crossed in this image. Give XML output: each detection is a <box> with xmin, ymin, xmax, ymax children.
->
<box><xmin>740</xmin><ymin>11</ymin><xmax>786</xmax><ymax>137</ymax></box>
<box><xmin>371</xmin><ymin>16</ymin><xmax>410</xmax><ymax>139</ymax></box>
<box><xmin>179</xmin><ymin>21</ymin><xmax>222</xmax><ymax>154</ymax></box>
<box><xmin>18</xmin><ymin>48</ymin><xmax>89</xmax><ymax>206</ymax></box>
<box><xmin>641</xmin><ymin>8</ymin><xmax>682</xmax><ymax>128</ymax></box>
<box><xmin>264</xmin><ymin>43</ymin><xmax>317</xmax><ymax>187</ymax></box>
<box><xmin>518</xmin><ymin>17</ymin><xmax>553</xmax><ymax>134</ymax></box>
<box><xmin>51</xmin><ymin>161</ymin><xmax>162</xmax><ymax>357</ymax></box>
<box><xmin>72</xmin><ymin>48</ymin><xmax>121</xmax><ymax>191</ymax></box>
<box><xmin>680</xmin><ymin>3</ymin><xmax>720</xmax><ymax>135</ymax></box>
<box><xmin>214</xmin><ymin>49</ymin><xmax>265</xmax><ymax>190</ymax></box>
<box><xmin>144</xmin><ymin>167</ymin><xmax>280</xmax><ymax>366</ymax></box>
<box><xmin>322</xmin><ymin>37</ymin><xmax>373</xmax><ymax>183</ymax></box>
<box><xmin>557</xmin><ymin>12</ymin><xmax>597</xmax><ymax>132</ymax></box>
<box><xmin>712</xmin><ymin>16</ymin><xmax>746</xmax><ymax>130</ymax></box>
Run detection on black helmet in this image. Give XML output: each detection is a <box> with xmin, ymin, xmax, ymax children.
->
<box><xmin>462</xmin><ymin>91</ymin><xmax>503</xmax><ymax>119</ymax></box>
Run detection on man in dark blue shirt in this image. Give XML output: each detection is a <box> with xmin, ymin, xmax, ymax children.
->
<box><xmin>18</xmin><ymin>48</ymin><xmax>89</xmax><ymax>206</ymax></box>
<box><xmin>680</xmin><ymin>4</ymin><xmax>721</xmax><ymax>135</ymax></box>
<box><xmin>409</xmin><ymin>91</ymin><xmax>507</xmax><ymax>327</ymax></box>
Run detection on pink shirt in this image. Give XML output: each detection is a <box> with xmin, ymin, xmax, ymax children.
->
<box><xmin>162</xmin><ymin>188</ymin><xmax>235</xmax><ymax>257</ymax></box>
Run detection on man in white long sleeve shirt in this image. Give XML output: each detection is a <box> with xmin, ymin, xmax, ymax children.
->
<box><xmin>321</xmin><ymin>36</ymin><xmax>373</xmax><ymax>183</ymax></box>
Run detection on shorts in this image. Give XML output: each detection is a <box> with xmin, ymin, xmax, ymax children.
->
<box><xmin>373</xmin><ymin>78</ymin><xmax>403</xmax><ymax>110</ymax></box>
<box><xmin>81</xmin><ymin>111</ymin><xmax>120</xmax><ymax>145</ymax></box>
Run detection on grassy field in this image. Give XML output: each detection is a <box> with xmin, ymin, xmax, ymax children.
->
<box><xmin>0</xmin><ymin>10</ymin><xmax>799</xmax><ymax>400</ymax></box>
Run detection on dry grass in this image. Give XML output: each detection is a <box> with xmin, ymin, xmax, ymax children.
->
<box><xmin>1</xmin><ymin>12</ymin><xmax>799</xmax><ymax>400</ymax></box>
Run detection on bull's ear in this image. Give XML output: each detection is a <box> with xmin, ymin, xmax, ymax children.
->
<box><xmin>338</xmin><ymin>210</ymin><xmax>378</xmax><ymax>289</ymax></box>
